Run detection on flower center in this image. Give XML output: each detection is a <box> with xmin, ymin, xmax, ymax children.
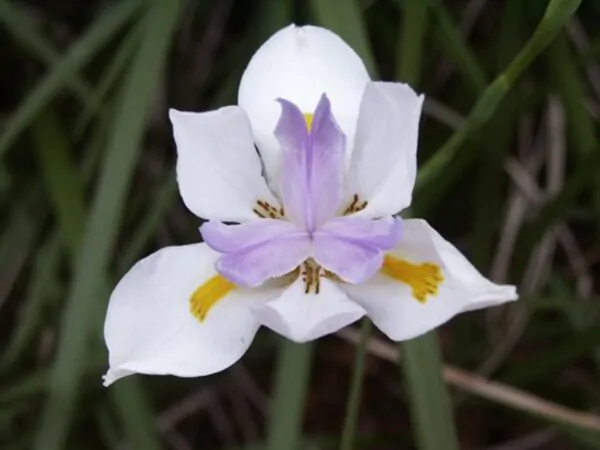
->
<box><xmin>301</xmin><ymin>258</ymin><xmax>322</xmax><ymax>294</ymax></box>
<box><xmin>189</xmin><ymin>274</ymin><xmax>235</xmax><ymax>322</ymax></box>
<box><xmin>380</xmin><ymin>255</ymin><xmax>443</xmax><ymax>303</ymax></box>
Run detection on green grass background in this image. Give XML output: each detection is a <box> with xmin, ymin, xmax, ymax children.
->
<box><xmin>1</xmin><ymin>0</ymin><xmax>600</xmax><ymax>448</ymax></box>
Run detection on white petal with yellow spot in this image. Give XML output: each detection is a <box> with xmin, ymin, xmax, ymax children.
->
<box><xmin>103</xmin><ymin>244</ymin><xmax>277</xmax><ymax>386</ymax></box>
<box><xmin>341</xmin><ymin>219</ymin><xmax>518</xmax><ymax>341</ymax></box>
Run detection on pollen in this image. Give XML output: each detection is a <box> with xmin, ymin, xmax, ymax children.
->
<box><xmin>189</xmin><ymin>275</ymin><xmax>235</xmax><ymax>322</ymax></box>
<box><xmin>253</xmin><ymin>199</ymin><xmax>285</xmax><ymax>219</ymax></box>
<box><xmin>301</xmin><ymin>258</ymin><xmax>322</xmax><ymax>294</ymax></box>
<box><xmin>343</xmin><ymin>194</ymin><xmax>368</xmax><ymax>215</ymax></box>
<box><xmin>381</xmin><ymin>255</ymin><xmax>444</xmax><ymax>303</ymax></box>
<box><xmin>304</xmin><ymin>113</ymin><xmax>314</xmax><ymax>132</ymax></box>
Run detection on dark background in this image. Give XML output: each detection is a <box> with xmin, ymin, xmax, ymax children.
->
<box><xmin>1</xmin><ymin>0</ymin><xmax>600</xmax><ymax>449</ymax></box>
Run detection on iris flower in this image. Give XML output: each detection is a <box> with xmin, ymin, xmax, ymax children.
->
<box><xmin>103</xmin><ymin>25</ymin><xmax>517</xmax><ymax>386</ymax></box>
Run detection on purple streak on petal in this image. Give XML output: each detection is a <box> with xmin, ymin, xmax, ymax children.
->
<box><xmin>308</xmin><ymin>94</ymin><xmax>346</xmax><ymax>230</ymax></box>
<box><xmin>275</xmin><ymin>94</ymin><xmax>346</xmax><ymax>233</ymax></box>
<box><xmin>312</xmin><ymin>216</ymin><xmax>403</xmax><ymax>284</ymax></box>
<box><xmin>312</xmin><ymin>235</ymin><xmax>384</xmax><ymax>284</ymax></box>
<box><xmin>200</xmin><ymin>219</ymin><xmax>303</xmax><ymax>253</ymax></box>
<box><xmin>216</xmin><ymin>233</ymin><xmax>311</xmax><ymax>287</ymax></box>
<box><xmin>275</xmin><ymin>99</ymin><xmax>310</xmax><ymax>229</ymax></box>
<box><xmin>317</xmin><ymin>216</ymin><xmax>403</xmax><ymax>250</ymax></box>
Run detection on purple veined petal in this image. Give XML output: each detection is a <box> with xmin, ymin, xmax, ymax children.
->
<box><xmin>316</xmin><ymin>216</ymin><xmax>402</xmax><ymax>250</ymax></box>
<box><xmin>275</xmin><ymin>99</ymin><xmax>310</xmax><ymax>228</ymax></box>
<box><xmin>276</xmin><ymin>94</ymin><xmax>346</xmax><ymax>232</ymax></box>
<box><xmin>312</xmin><ymin>216</ymin><xmax>402</xmax><ymax>284</ymax></box>
<box><xmin>309</xmin><ymin>94</ymin><xmax>346</xmax><ymax>229</ymax></box>
<box><xmin>200</xmin><ymin>219</ymin><xmax>302</xmax><ymax>254</ymax></box>
<box><xmin>216</xmin><ymin>232</ymin><xmax>311</xmax><ymax>288</ymax></box>
<box><xmin>312</xmin><ymin>234</ymin><xmax>384</xmax><ymax>284</ymax></box>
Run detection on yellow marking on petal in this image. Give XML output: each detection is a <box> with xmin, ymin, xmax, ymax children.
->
<box><xmin>190</xmin><ymin>275</ymin><xmax>235</xmax><ymax>322</ymax></box>
<box><xmin>381</xmin><ymin>255</ymin><xmax>444</xmax><ymax>303</ymax></box>
<box><xmin>304</xmin><ymin>113</ymin><xmax>314</xmax><ymax>132</ymax></box>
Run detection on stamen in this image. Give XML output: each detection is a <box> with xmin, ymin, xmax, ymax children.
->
<box><xmin>304</xmin><ymin>113</ymin><xmax>314</xmax><ymax>132</ymax></box>
<box><xmin>189</xmin><ymin>275</ymin><xmax>235</xmax><ymax>322</ymax></box>
<box><xmin>343</xmin><ymin>194</ymin><xmax>368</xmax><ymax>215</ymax></box>
<box><xmin>380</xmin><ymin>255</ymin><xmax>444</xmax><ymax>303</ymax></box>
<box><xmin>253</xmin><ymin>199</ymin><xmax>285</xmax><ymax>219</ymax></box>
<box><xmin>301</xmin><ymin>258</ymin><xmax>322</xmax><ymax>294</ymax></box>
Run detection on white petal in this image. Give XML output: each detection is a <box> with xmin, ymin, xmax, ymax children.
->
<box><xmin>345</xmin><ymin>82</ymin><xmax>424</xmax><ymax>218</ymax></box>
<box><xmin>238</xmin><ymin>24</ymin><xmax>370</xmax><ymax>183</ymax></box>
<box><xmin>170</xmin><ymin>107</ymin><xmax>279</xmax><ymax>222</ymax></box>
<box><xmin>341</xmin><ymin>219</ymin><xmax>517</xmax><ymax>341</ymax></box>
<box><xmin>104</xmin><ymin>244</ymin><xmax>276</xmax><ymax>386</ymax></box>
<box><xmin>251</xmin><ymin>276</ymin><xmax>365</xmax><ymax>343</ymax></box>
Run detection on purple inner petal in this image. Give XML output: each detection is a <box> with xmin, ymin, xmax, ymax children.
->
<box><xmin>200</xmin><ymin>219</ymin><xmax>300</xmax><ymax>253</ymax></box>
<box><xmin>316</xmin><ymin>216</ymin><xmax>402</xmax><ymax>250</ymax></box>
<box><xmin>276</xmin><ymin>94</ymin><xmax>345</xmax><ymax>233</ymax></box>
<box><xmin>202</xmin><ymin>94</ymin><xmax>401</xmax><ymax>288</ymax></box>
<box><xmin>308</xmin><ymin>94</ymin><xmax>346</xmax><ymax>230</ymax></box>
<box><xmin>275</xmin><ymin>99</ymin><xmax>310</xmax><ymax>229</ymax></box>
<box><xmin>312</xmin><ymin>234</ymin><xmax>384</xmax><ymax>284</ymax></box>
<box><xmin>216</xmin><ymin>233</ymin><xmax>311</xmax><ymax>287</ymax></box>
<box><xmin>312</xmin><ymin>216</ymin><xmax>403</xmax><ymax>283</ymax></box>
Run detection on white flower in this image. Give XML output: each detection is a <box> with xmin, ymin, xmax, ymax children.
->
<box><xmin>103</xmin><ymin>24</ymin><xmax>518</xmax><ymax>386</ymax></box>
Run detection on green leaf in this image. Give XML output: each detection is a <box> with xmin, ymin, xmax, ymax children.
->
<box><xmin>339</xmin><ymin>320</ymin><xmax>371</xmax><ymax>450</ymax></box>
<box><xmin>401</xmin><ymin>334</ymin><xmax>459</xmax><ymax>450</ymax></box>
<box><xmin>266</xmin><ymin>340</ymin><xmax>316</xmax><ymax>450</ymax></box>
<box><xmin>396</xmin><ymin>0</ymin><xmax>429</xmax><ymax>82</ymax></box>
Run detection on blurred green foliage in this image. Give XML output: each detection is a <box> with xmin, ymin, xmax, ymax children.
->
<box><xmin>1</xmin><ymin>0</ymin><xmax>599</xmax><ymax>449</ymax></box>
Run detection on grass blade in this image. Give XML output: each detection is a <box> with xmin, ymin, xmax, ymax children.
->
<box><xmin>427</xmin><ymin>0</ymin><xmax>488</xmax><ymax>94</ymax></box>
<box><xmin>396</xmin><ymin>0</ymin><xmax>429</xmax><ymax>81</ymax></box>
<box><xmin>0</xmin><ymin>234</ymin><xmax>61</xmax><ymax>369</ymax></box>
<box><xmin>0</xmin><ymin>0</ymin><xmax>142</xmax><ymax>161</ymax></box>
<box><xmin>33</xmin><ymin>2</ymin><xmax>183</xmax><ymax>448</ymax></box>
<box><xmin>32</xmin><ymin>113</ymin><xmax>86</xmax><ymax>244</ymax></box>
<box><xmin>74</xmin><ymin>16</ymin><xmax>144</xmax><ymax>137</ymax></box>
<box><xmin>339</xmin><ymin>320</ymin><xmax>371</xmax><ymax>450</ymax></box>
<box><xmin>471</xmin><ymin>0</ymin><xmax>522</xmax><ymax>270</ymax></box>
<box><xmin>32</xmin><ymin>109</ymin><xmax>163</xmax><ymax>449</ymax></box>
<box><xmin>415</xmin><ymin>0</ymin><xmax>582</xmax><ymax>214</ymax></box>
<box><xmin>403</xmin><ymin>334</ymin><xmax>459</xmax><ymax>450</ymax></box>
<box><xmin>266</xmin><ymin>340</ymin><xmax>315</xmax><ymax>450</ymax></box>
<box><xmin>0</xmin><ymin>0</ymin><xmax>96</xmax><ymax>106</ymax></box>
